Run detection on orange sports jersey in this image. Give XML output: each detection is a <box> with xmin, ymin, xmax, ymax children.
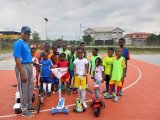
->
<box><xmin>34</xmin><ymin>50</ymin><xmax>42</xmax><ymax>58</ymax></box>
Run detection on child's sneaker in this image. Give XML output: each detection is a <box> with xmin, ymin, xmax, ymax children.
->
<box><xmin>103</xmin><ymin>92</ymin><xmax>109</xmax><ymax>97</ymax></box>
<box><xmin>105</xmin><ymin>94</ymin><xmax>113</xmax><ymax>99</ymax></box>
<box><xmin>22</xmin><ymin>110</ymin><xmax>35</xmax><ymax>118</ymax></box>
<box><xmin>82</xmin><ymin>101</ymin><xmax>87</xmax><ymax>108</ymax></box>
<box><xmin>62</xmin><ymin>90</ymin><xmax>66</xmax><ymax>94</ymax></box>
<box><xmin>119</xmin><ymin>90</ymin><xmax>123</xmax><ymax>96</ymax></box>
<box><xmin>113</xmin><ymin>96</ymin><xmax>119</xmax><ymax>102</ymax></box>
<box><xmin>47</xmin><ymin>92</ymin><xmax>51</xmax><ymax>97</ymax></box>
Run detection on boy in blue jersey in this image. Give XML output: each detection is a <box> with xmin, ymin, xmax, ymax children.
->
<box><xmin>13</xmin><ymin>26</ymin><xmax>36</xmax><ymax>118</ymax></box>
<box><xmin>118</xmin><ymin>38</ymin><xmax>130</xmax><ymax>96</ymax></box>
<box><xmin>40</xmin><ymin>51</ymin><xmax>53</xmax><ymax>96</ymax></box>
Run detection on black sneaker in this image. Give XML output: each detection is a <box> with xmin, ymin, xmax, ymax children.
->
<box><xmin>28</xmin><ymin>105</ymin><xmax>37</xmax><ymax>112</ymax></box>
<box><xmin>47</xmin><ymin>92</ymin><xmax>51</xmax><ymax>97</ymax></box>
<box><xmin>22</xmin><ymin>110</ymin><xmax>35</xmax><ymax>118</ymax></box>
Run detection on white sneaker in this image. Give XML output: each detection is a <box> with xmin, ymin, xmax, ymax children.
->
<box><xmin>82</xmin><ymin>101</ymin><xmax>87</xmax><ymax>108</ymax></box>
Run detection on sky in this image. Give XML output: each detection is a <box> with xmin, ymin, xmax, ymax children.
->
<box><xmin>0</xmin><ymin>0</ymin><xmax>160</xmax><ymax>40</ymax></box>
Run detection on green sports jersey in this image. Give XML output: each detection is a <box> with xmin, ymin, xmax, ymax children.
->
<box><xmin>103</xmin><ymin>56</ymin><xmax>113</xmax><ymax>75</ymax></box>
<box><xmin>90</xmin><ymin>55</ymin><xmax>100</xmax><ymax>76</ymax></box>
<box><xmin>111</xmin><ymin>56</ymin><xmax>126</xmax><ymax>81</ymax></box>
<box><xmin>69</xmin><ymin>53</ymin><xmax>76</xmax><ymax>70</ymax></box>
<box><xmin>62</xmin><ymin>49</ymin><xmax>70</xmax><ymax>60</ymax></box>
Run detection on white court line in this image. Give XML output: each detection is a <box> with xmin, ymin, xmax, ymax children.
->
<box><xmin>0</xmin><ymin>63</ymin><xmax>142</xmax><ymax>119</ymax></box>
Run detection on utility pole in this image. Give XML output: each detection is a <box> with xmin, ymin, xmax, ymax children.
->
<box><xmin>44</xmin><ymin>18</ymin><xmax>48</xmax><ymax>40</ymax></box>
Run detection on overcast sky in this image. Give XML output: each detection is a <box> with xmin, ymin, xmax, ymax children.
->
<box><xmin>0</xmin><ymin>0</ymin><xmax>160</xmax><ymax>40</ymax></box>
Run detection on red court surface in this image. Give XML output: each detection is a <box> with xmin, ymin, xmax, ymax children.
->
<box><xmin>0</xmin><ymin>58</ymin><xmax>160</xmax><ymax>120</ymax></box>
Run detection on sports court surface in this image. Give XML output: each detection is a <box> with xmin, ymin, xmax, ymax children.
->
<box><xmin>0</xmin><ymin>54</ymin><xmax>160</xmax><ymax>120</ymax></box>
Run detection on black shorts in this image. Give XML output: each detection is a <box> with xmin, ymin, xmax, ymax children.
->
<box><xmin>105</xmin><ymin>75</ymin><xmax>110</xmax><ymax>82</ymax></box>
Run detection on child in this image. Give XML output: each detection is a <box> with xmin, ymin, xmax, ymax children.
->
<box><xmin>106</xmin><ymin>48</ymin><xmax>126</xmax><ymax>102</ymax></box>
<box><xmin>103</xmin><ymin>47</ymin><xmax>114</xmax><ymax>96</ymax></box>
<box><xmin>62</xmin><ymin>43</ymin><xmax>70</xmax><ymax>60</ymax></box>
<box><xmin>69</xmin><ymin>46</ymin><xmax>76</xmax><ymax>87</ymax></box>
<box><xmin>40</xmin><ymin>51</ymin><xmax>53</xmax><ymax>96</ymax></box>
<box><xmin>118</xmin><ymin>38</ymin><xmax>130</xmax><ymax>96</ymax></box>
<box><xmin>79</xmin><ymin>42</ymin><xmax>87</xmax><ymax>58</ymax></box>
<box><xmin>90</xmin><ymin>48</ymin><xmax>100</xmax><ymax>79</ymax></box>
<box><xmin>31</xmin><ymin>48</ymin><xmax>39</xmax><ymax>89</ymax></box>
<box><xmin>51</xmin><ymin>55</ymin><xmax>59</xmax><ymax>93</ymax></box>
<box><xmin>39</xmin><ymin>43</ymin><xmax>52</xmax><ymax>60</ymax></box>
<box><xmin>52</xmin><ymin>45</ymin><xmax>59</xmax><ymax>62</ymax></box>
<box><xmin>58</xmin><ymin>53</ymin><xmax>70</xmax><ymax>94</ymax></box>
<box><xmin>73</xmin><ymin>47</ymin><xmax>88</xmax><ymax>108</ymax></box>
<box><xmin>93</xmin><ymin>57</ymin><xmax>105</xmax><ymax>89</ymax></box>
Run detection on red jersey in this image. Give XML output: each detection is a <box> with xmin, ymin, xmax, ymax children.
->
<box><xmin>58</xmin><ymin>60</ymin><xmax>69</xmax><ymax>79</ymax></box>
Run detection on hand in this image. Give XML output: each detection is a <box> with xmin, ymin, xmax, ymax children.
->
<box><xmin>121</xmin><ymin>76</ymin><xmax>125</xmax><ymax>81</ymax></box>
<box><xmin>74</xmin><ymin>72</ymin><xmax>78</xmax><ymax>76</ymax></box>
<box><xmin>21</xmin><ymin>73</ymin><xmax>27</xmax><ymax>83</ymax></box>
<box><xmin>83</xmin><ymin>72</ymin><xmax>87</xmax><ymax>76</ymax></box>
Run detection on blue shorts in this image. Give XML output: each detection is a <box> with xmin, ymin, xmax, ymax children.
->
<box><xmin>42</xmin><ymin>77</ymin><xmax>51</xmax><ymax>83</ymax></box>
<box><xmin>70</xmin><ymin>70</ymin><xmax>74</xmax><ymax>76</ymax></box>
<box><xmin>52</xmin><ymin>77</ymin><xmax>59</xmax><ymax>85</ymax></box>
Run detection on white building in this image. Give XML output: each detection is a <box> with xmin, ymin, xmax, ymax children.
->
<box><xmin>83</xmin><ymin>27</ymin><xmax>125</xmax><ymax>45</ymax></box>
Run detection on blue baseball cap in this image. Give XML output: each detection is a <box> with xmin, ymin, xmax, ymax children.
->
<box><xmin>21</xmin><ymin>26</ymin><xmax>31</xmax><ymax>33</ymax></box>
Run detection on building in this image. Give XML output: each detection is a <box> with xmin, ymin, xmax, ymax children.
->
<box><xmin>0</xmin><ymin>31</ymin><xmax>20</xmax><ymax>40</ymax></box>
<box><xmin>83</xmin><ymin>27</ymin><xmax>125</xmax><ymax>45</ymax></box>
<box><xmin>125</xmin><ymin>32</ymin><xmax>151</xmax><ymax>46</ymax></box>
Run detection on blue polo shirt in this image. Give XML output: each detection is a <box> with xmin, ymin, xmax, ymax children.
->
<box><xmin>40</xmin><ymin>59</ymin><xmax>52</xmax><ymax>78</ymax></box>
<box><xmin>13</xmin><ymin>39</ymin><xmax>32</xmax><ymax>64</ymax></box>
<box><xmin>122</xmin><ymin>48</ymin><xmax>129</xmax><ymax>60</ymax></box>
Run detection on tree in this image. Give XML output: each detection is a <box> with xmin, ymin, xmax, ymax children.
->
<box><xmin>69</xmin><ymin>40</ymin><xmax>76</xmax><ymax>45</ymax></box>
<box><xmin>32</xmin><ymin>31</ymin><xmax>40</xmax><ymax>42</ymax></box>
<box><xmin>146</xmin><ymin>34</ymin><xmax>157</xmax><ymax>45</ymax></box>
<box><xmin>82</xmin><ymin>35</ymin><xmax>93</xmax><ymax>45</ymax></box>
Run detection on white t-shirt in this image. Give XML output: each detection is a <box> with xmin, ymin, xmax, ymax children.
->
<box><xmin>73</xmin><ymin>58</ymin><xmax>88</xmax><ymax>76</ymax></box>
<box><xmin>94</xmin><ymin>65</ymin><xmax>104</xmax><ymax>82</ymax></box>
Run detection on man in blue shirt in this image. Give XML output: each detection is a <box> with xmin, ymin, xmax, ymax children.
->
<box><xmin>13</xmin><ymin>26</ymin><xmax>36</xmax><ymax>118</ymax></box>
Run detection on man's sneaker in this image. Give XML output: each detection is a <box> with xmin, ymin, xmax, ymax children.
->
<box><xmin>105</xmin><ymin>94</ymin><xmax>113</xmax><ymax>99</ymax></box>
<box><xmin>22</xmin><ymin>110</ymin><xmax>35</xmax><ymax>118</ymax></box>
<box><xmin>113</xmin><ymin>96</ymin><xmax>119</xmax><ymax>102</ymax></box>
<box><xmin>82</xmin><ymin>101</ymin><xmax>88</xmax><ymax>108</ymax></box>
<box><xmin>47</xmin><ymin>92</ymin><xmax>51</xmax><ymax>97</ymax></box>
<box><xmin>119</xmin><ymin>90</ymin><xmax>123</xmax><ymax>96</ymax></box>
<box><xmin>28</xmin><ymin>105</ymin><xmax>37</xmax><ymax>112</ymax></box>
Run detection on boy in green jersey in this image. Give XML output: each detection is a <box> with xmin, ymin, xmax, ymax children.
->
<box><xmin>106</xmin><ymin>48</ymin><xmax>126</xmax><ymax>102</ymax></box>
<box><xmin>69</xmin><ymin>46</ymin><xmax>76</xmax><ymax>87</ymax></box>
<box><xmin>103</xmin><ymin>47</ymin><xmax>114</xmax><ymax>95</ymax></box>
<box><xmin>90</xmin><ymin>48</ymin><xmax>100</xmax><ymax>79</ymax></box>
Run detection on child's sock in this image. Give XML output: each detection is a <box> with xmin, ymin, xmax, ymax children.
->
<box><xmin>43</xmin><ymin>83</ymin><xmax>47</xmax><ymax>92</ymax></box>
<box><xmin>116</xmin><ymin>86</ymin><xmax>121</xmax><ymax>96</ymax></box>
<box><xmin>48</xmin><ymin>83</ymin><xmax>51</xmax><ymax>92</ymax></box>
<box><xmin>109</xmin><ymin>84</ymin><xmax>113</xmax><ymax>95</ymax></box>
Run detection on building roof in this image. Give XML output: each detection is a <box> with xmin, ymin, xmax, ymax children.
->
<box><xmin>0</xmin><ymin>31</ymin><xmax>20</xmax><ymax>35</ymax></box>
<box><xmin>125</xmin><ymin>32</ymin><xmax>152</xmax><ymax>40</ymax></box>
<box><xmin>84</xmin><ymin>27</ymin><xmax>125</xmax><ymax>33</ymax></box>
<box><xmin>126</xmin><ymin>32</ymin><xmax>151</xmax><ymax>36</ymax></box>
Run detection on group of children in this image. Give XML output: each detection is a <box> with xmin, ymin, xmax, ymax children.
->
<box><xmin>30</xmin><ymin>38</ymin><xmax>130</xmax><ymax>108</ymax></box>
